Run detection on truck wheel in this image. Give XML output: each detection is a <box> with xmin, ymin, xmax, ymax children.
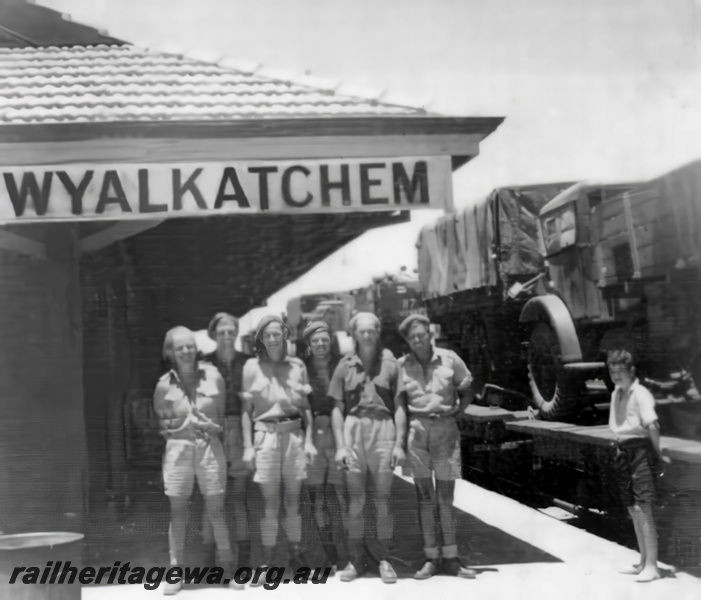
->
<box><xmin>527</xmin><ymin>322</ymin><xmax>580</xmax><ymax>420</ymax></box>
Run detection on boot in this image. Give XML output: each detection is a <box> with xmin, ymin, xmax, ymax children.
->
<box><xmin>320</xmin><ymin>524</ymin><xmax>339</xmax><ymax>568</ymax></box>
<box><xmin>379</xmin><ymin>560</ymin><xmax>397</xmax><ymax>584</ymax></box>
<box><xmin>443</xmin><ymin>556</ymin><xmax>477</xmax><ymax>579</ymax></box>
<box><xmin>162</xmin><ymin>565</ymin><xmax>183</xmax><ymax>596</ymax></box>
<box><xmin>339</xmin><ymin>561</ymin><xmax>363</xmax><ymax>582</ymax></box>
<box><xmin>342</xmin><ymin>539</ymin><xmax>369</xmax><ymax>581</ymax></box>
<box><xmin>250</xmin><ymin>545</ymin><xmax>275</xmax><ymax>588</ymax></box>
<box><xmin>162</xmin><ymin>580</ymin><xmax>182</xmax><ymax>595</ymax></box>
<box><xmin>288</xmin><ymin>542</ymin><xmax>306</xmax><ymax>574</ymax></box>
<box><xmin>414</xmin><ymin>547</ymin><xmax>441</xmax><ymax>580</ymax></box>
<box><xmin>413</xmin><ymin>559</ymin><xmax>439</xmax><ymax>580</ymax></box>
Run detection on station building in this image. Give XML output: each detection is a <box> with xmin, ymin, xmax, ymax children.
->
<box><xmin>0</xmin><ymin>0</ymin><xmax>501</xmax><ymax>543</ymax></box>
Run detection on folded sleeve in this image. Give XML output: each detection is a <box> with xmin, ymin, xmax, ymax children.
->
<box><xmin>636</xmin><ymin>386</ymin><xmax>658</xmax><ymax>427</ymax></box>
<box><xmin>451</xmin><ymin>351</ymin><xmax>473</xmax><ymax>391</ymax></box>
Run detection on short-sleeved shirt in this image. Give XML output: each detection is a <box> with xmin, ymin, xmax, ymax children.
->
<box><xmin>153</xmin><ymin>364</ymin><xmax>224</xmax><ymax>441</ymax></box>
<box><xmin>397</xmin><ymin>347</ymin><xmax>472</xmax><ymax>416</ymax></box>
<box><xmin>329</xmin><ymin>351</ymin><xmax>399</xmax><ymax>416</ymax></box>
<box><xmin>203</xmin><ymin>351</ymin><xmax>250</xmax><ymax>416</ymax></box>
<box><xmin>304</xmin><ymin>355</ymin><xmax>340</xmax><ymax>417</ymax></box>
<box><xmin>240</xmin><ymin>356</ymin><xmax>312</xmax><ymax>422</ymax></box>
<box><xmin>609</xmin><ymin>379</ymin><xmax>658</xmax><ymax>440</ymax></box>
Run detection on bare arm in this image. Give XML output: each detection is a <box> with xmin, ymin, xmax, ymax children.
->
<box><xmin>648</xmin><ymin>421</ymin><xmax>670</xmax><ymax>463</ymax></box>
<box><xmin>329</xmin><ymin>362</ymin><xmax>348</xmax><ymax>451</ymax></box>
<box><xmin>240</xmin><ymin>394</ymin><xmax>253</xmax><ymax>451</ymax></box>
<box><xmin>332</xmin><ymin>404</ymin><xmax>353</xmax><ymax>468</ymax></box>
<box><xmin>332</xmin><ymin>405</ymin><xmax>346</xmax><ymax>450</ymax></box>
<box><xmin>639</xmin><ymin>388</ymin><xmax>668</xmax><ymax>463</ymax></box>
<box><xmin>239</xmin><ymin>361</ymin><xmax>255</xmax><ymax>453</ymax></box>
<box><xmin>212</xmin><ymin>374</ymin><xmax>226</xmax><ymax>430</ymax></box>
<box><xmin>297</xmin><ymin>365</ymin><xmax>315</xmax><ymax>450</ymax></box>
<box><xmin>394</xmin><ymin>392</ymin><xmax>407</xmax><ymax>451</ymax></box>
<box><xmin>452</xmin><ymin>351</ymin><xmax>474</xmax><ymax>417</ymax></box>
<box><xmin>152</xmin><ymin>382</ymin><xmax>189</xmax><ymax>437</ymax></box>
<box><xmin>301</xmin><ymin>404</ymin><xmax>317</xmax><ymax>464</ymax></box>
<box><xmin>458</xmin><ymin>388</ymin><xmax>474</xmax><ymax>415</ymax></box>
<box><xmin>153</xmin><ymin>382</ymin><xmax>170</xmax><ymax>422</ymax></box>
<box><xmin>302</xmin><ymin>406</ymin><xmax>314</xmax><ymax>445</ymax></box>
<box><xmin>391</xmin><ymin>373</ymin><xmax>407</xmax><ymax>468</ymax></box>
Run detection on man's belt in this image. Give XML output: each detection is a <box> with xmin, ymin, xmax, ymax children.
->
<box><xmin>410</xmin><ymin>411</ymin><xmax>456</xmax><ymax>419</ymax></box>
<box><xmin>254</xmin><ymin>415</ymin><xmax>302</xmax><ymax>433</ymax></box>
<box><xmin>351</xmin><ymin>406</ymin><xmax>393</xmax><ymax>420</ymax></box>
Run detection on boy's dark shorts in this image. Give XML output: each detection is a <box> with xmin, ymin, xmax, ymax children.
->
<box><xmin>612</xmin><ymin>439</ymin><xmax>657</xmax><ymax>507</ymax></box>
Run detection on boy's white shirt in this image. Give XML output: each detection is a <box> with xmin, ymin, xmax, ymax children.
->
<box><xmin>608</xmin><ymin>378</ymin><xmax>658</xmax><ymax>440</ymax></box>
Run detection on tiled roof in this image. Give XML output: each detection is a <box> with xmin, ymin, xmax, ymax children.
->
<box><xmin>0</xmin><ymin>44</ymin><xmax>427</xmax><ymax>124</ymax></box>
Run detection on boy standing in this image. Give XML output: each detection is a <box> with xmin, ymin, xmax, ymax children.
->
<box><xmin>607</xmin><ymin>349</ymin><xmax>671</xmax><ymax>582</ymax></box>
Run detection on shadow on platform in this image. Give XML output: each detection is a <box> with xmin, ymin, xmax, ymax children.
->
<box><xmin>84</xmin><ymin>468</ymin><xmax>560</xmax><ymax>581</ymax></box>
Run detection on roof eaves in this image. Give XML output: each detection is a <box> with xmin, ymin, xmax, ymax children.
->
<box><xmin>0</xmin><ymin>115</ymin><xmax>505</xmax><ymax>143</ymax></box>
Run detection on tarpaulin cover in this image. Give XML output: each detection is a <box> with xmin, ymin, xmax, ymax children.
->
<box><xmin>418</xmin><ymin>183</ymin><xmax>574</xmax><ymax>298</ymax></box>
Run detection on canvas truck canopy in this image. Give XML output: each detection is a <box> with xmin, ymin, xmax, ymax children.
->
<box><xmin>418</xmin><ymin>183</ymin><xmax>574</xmax><ymax>298</ymax></box>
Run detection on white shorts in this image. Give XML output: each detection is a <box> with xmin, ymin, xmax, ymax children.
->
<box><xmin>252</xmin><ymin>422</ymin><xmax>307</xmax><ymax>485</ymax></box>
<box><xmin>405</xmin><ymin>416</ymin><xmax>461</xmax><ymax>481</ymax></box>
<box><xmin>162</xmin><ymin>437</ymin><xmax>226</xmax><ymax>497</ymax></box>
<box><xmin>344</xmin><ymin>414</ymin><xmax>395</xmax><ymax>487</ymax></box>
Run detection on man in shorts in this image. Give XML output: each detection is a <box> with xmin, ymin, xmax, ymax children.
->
<box><xmin>607</xmin><ymin>349</ymin><xmax>671</xmax><ymax>582</ymax></box>
<box><xmin>202</xmin><ymin>312</ymin><xmax>253</xmax><ymax>572</ymax></box>
<box><xmin>153</xmin><ymin>326</ymin><xmax>233</xmax><ymax>595</ymax></box>
<box><xmin>396</xmin><ymin>314</ymin><xmax>476</xmax><ymax>580</ymax></box>
<box><xmin>240</xmin><ymin>315</ymin><xmax>317</xmax><ymax>584</ymax></box>
<box><xmin>331</xmin><ymin>312</ymin><xmax>405</xmax><ymax>584</ymax></box>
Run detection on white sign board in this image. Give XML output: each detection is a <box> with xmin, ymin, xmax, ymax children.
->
<box><xmin>0</xmin><ymin>156</ymin><xmax>453</xmax><ymax>223</ymax></box>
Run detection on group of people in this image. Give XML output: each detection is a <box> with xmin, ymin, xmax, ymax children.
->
<box><xmin>153</xmin><ymin>309</ymin><xmax>671</xmax><ymax>594</ymax></box>
<box><xmin>153</xmin><ymin>310</ymin><xmax>477</xmax><ymax>594</ymax></box>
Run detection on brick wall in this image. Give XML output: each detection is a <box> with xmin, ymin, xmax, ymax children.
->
<box><xmin>0</xmin><ymin>228</ymin><xmax>87</xmax><ymax>533</ymax></box>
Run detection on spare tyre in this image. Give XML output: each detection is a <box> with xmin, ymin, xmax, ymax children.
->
<box><xmin>527</xmin><ymin>322</ymin><xmax>583</xmax><ymax>420</ymax></box>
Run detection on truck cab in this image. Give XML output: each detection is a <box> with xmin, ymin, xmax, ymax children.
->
<box><xmin>539</xmin><ymin>182</ymin><xmax>633</xmax><ymax>324</ymax></box>
<box><xmin>529</xmin><ymin>165</ymin><xmax>701</xmax><ymax>406</ymax></box>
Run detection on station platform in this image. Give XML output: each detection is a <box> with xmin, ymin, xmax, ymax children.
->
<box><xmin>82</xmin><ymin>471</ymin><xmax>701</xmax><ymax>599</ymax></box>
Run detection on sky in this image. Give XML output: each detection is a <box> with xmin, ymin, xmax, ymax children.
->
<box><xmin>40</xmin><ymin>0</ymin><xmax>701</xmax><ymax>323</ymax></box>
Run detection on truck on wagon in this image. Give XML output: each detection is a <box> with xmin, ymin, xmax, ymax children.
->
<box><xmin>419</xmin><ymin>161</ymin><xmax>701</xmax><ymax>422</ymax></box>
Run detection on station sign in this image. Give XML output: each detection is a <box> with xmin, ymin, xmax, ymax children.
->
<box><xmin>0</xmin><ymin>156</ymin><xmax>453</xmax><ymax>223</ymax></box>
